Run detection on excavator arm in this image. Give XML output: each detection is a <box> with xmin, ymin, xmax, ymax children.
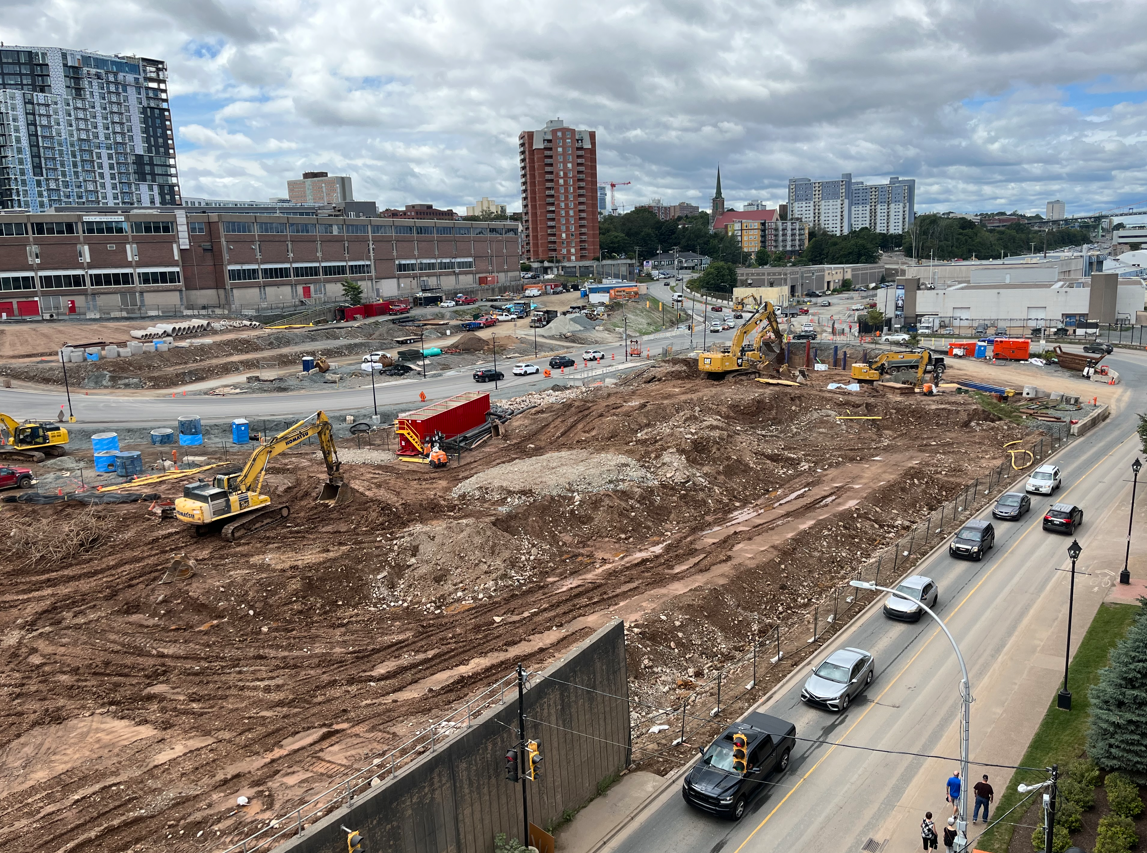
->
<box><xmin>235</xmin><ymin>411</ymin><xmax>346</xmax><ymax>504</ymax></box>
<box><xmin>697</xmin><ymin>301</ymin><xmax>785</xmax><ymax>376</ymax></box>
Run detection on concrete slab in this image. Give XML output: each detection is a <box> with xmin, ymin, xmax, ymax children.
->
<box><xmin>555</xmin><ymin>772</ymin><xmax>664</xmax><ymax>853</ymax></box>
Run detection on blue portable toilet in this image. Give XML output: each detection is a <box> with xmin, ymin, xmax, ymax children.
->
<box><xmin>974</xmin><ymin>341</ymin><xmax>988</xmax><ymax>359</ymax></box>
<box><xmin>232</xmin><ymin>419</ymin><xmax>250</xmax><ymax>445</ymax></box>
<box><xmin>178</xmin><ymin>416</ymin><xmax>204</xmax><ymax>446</ymax></box>
<box><xmin>301</xmin><ymin>356</ymin><xmax>315</xmax><ymax>372</ymax></box>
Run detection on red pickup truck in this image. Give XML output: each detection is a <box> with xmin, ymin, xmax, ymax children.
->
<box><xmin>478</xmin><ymin>316</ymin><xmax>498</xmax><ymax>327</ymax></box>
<box><xmin>0</xmin><ymin>466</ymin><xmax>34</xmax><ymax>490</ymax></box>
<box><xmin>456</xmin><ymin>296</ymin><xmax>478</xmax><ymax>305</ymax></box>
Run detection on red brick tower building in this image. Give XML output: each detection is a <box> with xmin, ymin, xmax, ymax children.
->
<box><xmin>518</xmin><ymin>119</ymin><xmax>599</xmax><ymax>263</ymax></box>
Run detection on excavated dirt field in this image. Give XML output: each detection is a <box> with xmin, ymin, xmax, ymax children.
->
<box><xmin>0</xmin><ymin>361</ymin><xmax>1034</xmax><ymax>852</ymax></box>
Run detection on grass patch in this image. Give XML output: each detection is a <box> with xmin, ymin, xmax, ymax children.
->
<box><xmin>970</xmin><ymin>390</ymin><xmax>1025</xmax><ymax>425</ymax></box>
<box><xmin>976</xmin><ymin>602</ymin><xmax>1140</xmax><ymax>852</ymax></box>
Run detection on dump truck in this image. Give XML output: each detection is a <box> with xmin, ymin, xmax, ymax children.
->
<box><xmin>530</xmin><ymin>310</ymin><xmax>558</xmax><ymax>328</ymax></box>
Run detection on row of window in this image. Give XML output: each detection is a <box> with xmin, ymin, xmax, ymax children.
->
<box><xmin>394</xmin><ymin>258</ymin><xmax>477</xmax><ymax>273</ymax></box>
<box><xmin>0</xmin><ymin>269</ymin><xmax>180</xmax><ymax>290</ymax></box>
<box><xmin>225</xmin><ymin>262</ymin><xmax>374</xmax><ymax>283</ymax></box>
<box><xmin>219</xmin><ymin>221</ymin><xmax>517</xmax><ymax>237</ymax></box>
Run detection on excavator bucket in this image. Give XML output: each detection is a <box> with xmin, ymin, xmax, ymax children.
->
<box><xmin>317</xmin><ymin>479</ymin><xmax>350</xmax><ymax>505</ymax></box>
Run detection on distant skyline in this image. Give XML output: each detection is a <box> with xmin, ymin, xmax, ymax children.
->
<box><xmin>4</xmin><ymin>0</ymin><xmax>1147</xmax><ymax>222</ymax></box>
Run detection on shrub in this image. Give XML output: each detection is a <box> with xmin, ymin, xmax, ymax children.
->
<box><xmin>1088</xmin><ymin>603</ymin><xmax>1147</xmax><ymax>776</ymax></box>
<box><xmin>493</xmin><ymin>833</ymin><xmax>528</xmax><ymax>853</ymax></box>
<box><xmin>1032</xmin><ymin>822</ymin><xmax>1072</xmax><ymax>853</ymax></box>
<box><xmin>1055</xmin><ymin>798</ymin><xmax>1083</xmax><ymax>832</ymax></box>
<box><xmin>1094</xmin><ymin>814</ymin><xmax>1138</xmax><ymax>853</ymax></box>
<box><xmin>1059</xmin><ymin>775</ymin><xmax>1096</xmax><ymax>811</ymax></box>
<box><xmin>1066</xmin><ymin>757</ymin><xmax>1100</xmax><ymax>789</ymax></box>
<box><xmin>1105</xmin><ymin>772</ymin><xmax>1145</xmax><ymax>818</ymax></box>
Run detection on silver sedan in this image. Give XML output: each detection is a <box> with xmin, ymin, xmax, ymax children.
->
<box><xmin>883</xmin><ymin>575</ymin><xmax>939</xmax><ymax>622</ymax></box>
<box><xmin>801</xmin><ymin>647</ymin><xmax>875</xmax><ymax>712</ymax></box>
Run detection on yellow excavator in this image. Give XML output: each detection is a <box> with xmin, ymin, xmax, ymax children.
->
<box><xmin>0</xmin><ymin>413</ymin><xmax>69</xmax><ymax>463</ymax></box>
<box><xmin>851</xmin><ymin>350</ymin><xmax>946</xmax><ymax>388</ymax></box>
<box><xmin>174</xmin><ymin>411</ymin><xmax>349</xmax><ymax>541</ymax></box>
<box><xmin>698</xmin><ymin>301</ymin><xmax>786</xmax><ymax>377</ymax></box>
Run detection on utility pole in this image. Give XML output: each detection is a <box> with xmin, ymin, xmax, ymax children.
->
<box><xmin>517</xmin><ymin>663</ymin><xmax>529</xmax><ymax>847</ymax></box>
<box><xmin>59</xmin><ymin>345</ymin><xmax>74</xmax><ymax>421</ymax></box>
<box><xmin>1044</xmin><ymin>765</ymin><xmax>1058</xmax><ymax>853</ymax></box>
<box><xmin>492</xmin><ymin>333</ymin><xmax>499</xmax><ymax>390</ymax></box>
<box><xmin>624</xmin><ymin>315</ymin><xmax>628</xmax><ymax>362</ymax></box>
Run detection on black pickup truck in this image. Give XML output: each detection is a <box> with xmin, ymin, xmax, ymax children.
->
<box><xmin>682</xmin><ymin>711</ymin><xmax>796</xmax><ymax>820</ymax></box>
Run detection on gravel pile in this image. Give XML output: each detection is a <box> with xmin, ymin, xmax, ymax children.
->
<box><xmin>545</xmin><ymin>313</ymin><xmax>598</xmax><ymax>336</ymax></box>
<box><xmin>498</xmin><ymin>386</ymin><xmax>594</xmax><ymax>414</ymax></box>
<box><xmin>452</xmin><ymin>449</ymin><xmax>655</xmax><ymax>503</ymax></box>
<box><xmin>322</xmin><ymin>448</ymin><xmax>396</xmax><ymax>465</ymax></box>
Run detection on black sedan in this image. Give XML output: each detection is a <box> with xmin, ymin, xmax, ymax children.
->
<box><xmin>548</xmin><ymin>355</ymin><xmax>576</xmax><ymax>369</ymax></box>
<box><xmin>1083</xmin><ymin>341</ymin><xmax>1113</xmax><ymax>354</ymax></box>
<box><xmin>792</xmin><ymin>331</ymin><xmax>817</xmax><ymax>341</ymax></box>
<box><xmin>473</xmin><ymin>368</ymin><xmax>504</xmax><ymax>383</ymax></box>
<box><xmin>992</xmin><ymin>492</ymin><xmax>1031</xmax><ymax>521</ymax></box>
<box><xmin>1043</xmin><ymin>503</ymin><xmax>1083</xmax><ymax>534</ymax></box>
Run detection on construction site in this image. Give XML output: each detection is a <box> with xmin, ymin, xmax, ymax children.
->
<box><xmin>0</xmin><ymin>341</ymin><xmax>1109</xmax><ymax>853</ymax></box>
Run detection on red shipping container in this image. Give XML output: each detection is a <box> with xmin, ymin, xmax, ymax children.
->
<box><xmin>395</xmin><ymin>392</ymin><xmax>490</xmax><ymax>455</ymax></box>
<box><xmin>339</xmin><ymin>306</ymin><xmax>366</xmax><ymax>321</ymax></box>
<box><xmin>992</xmin><ymin>338</ymin><xmax>1030</xmax><ymax>360</ymax></box>
<box><xmin>948</xmin><ymin>341</ymin><xmax>976</xmax><ymax>357</ymax></box>
<box><xmin>479</xmin><ymin>274</ymin><xmax>498</xmax><ymax>286</ymax></box>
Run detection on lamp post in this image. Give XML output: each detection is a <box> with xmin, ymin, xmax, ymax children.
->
<box><xmin>492</xmin><ymin>332</ymin><xmax>499</xmax><ymax>390</ymax></box>
<box><xmin>369</xmin><ymin>357</ymin><xmax>379</xmax><ymax>421</ymax></box>
<box><xmin>419</xmin><ymin>327</ymin><xmax>427</xmax><ymax>380</ymax></box>
<box><xmin>624</xmin><ymin>315</ymin><xmax>628</xmax><ymax>362</ymax></box>
<box><xmin>59</xmin><ymin>345</ymin><xmax>75</xmax><ymax>422</ymax></box>
<box><xmin>1120</xmin><ymin>458</ymin><xmax>1142</xmax><ymax>585</ymax></box>
<box><xmin>852</xmin><ymin>580</ymin><xmax>972</xmax><ymax>852</ymax></box>
<box><xmin>1057</xmin><ymin>539</ymin><xmax>1083</xmax><ymax>711</ymax></box>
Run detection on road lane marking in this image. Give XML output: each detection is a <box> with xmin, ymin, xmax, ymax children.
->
<box><xmin>730</xmin><ymin>431</ymin><xmax>1136</xmax><ymax>853</ymax></box>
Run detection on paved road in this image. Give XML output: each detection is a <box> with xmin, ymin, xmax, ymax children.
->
<box><xmin>604</xmin><ymin>348</ymin><xmax>1147</xmax><ymax>853</ymax></box>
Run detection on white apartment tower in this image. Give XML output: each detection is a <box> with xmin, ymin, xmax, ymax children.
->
<box><xmin>787</xmin><ymin>173</ymin><xmax>915</xmax><ymax>236</ymax></box>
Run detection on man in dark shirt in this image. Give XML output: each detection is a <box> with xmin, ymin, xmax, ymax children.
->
<box><xmin>973</xmin><ymin>774</ymin><xmax>994</xmax><ymax>824</ymax></box>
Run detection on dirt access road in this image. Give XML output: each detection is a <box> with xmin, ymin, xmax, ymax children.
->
<box><xmin>0</xmin><ymin>361</ymin><xmax>1031</xmax><ymax>852</ymax></box>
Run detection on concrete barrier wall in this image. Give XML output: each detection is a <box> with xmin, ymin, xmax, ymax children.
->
<box><xmin>1070</xmin><ymin>404</ymin><xmax>1110</xmax><ymax>436</ymax></box>
<box><xmin>276</xmin><ymin>619</ymin><xmax>630</xmax><ymax>853</ymax></box>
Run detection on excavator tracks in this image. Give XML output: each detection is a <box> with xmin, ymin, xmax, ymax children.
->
<box><xmin>220</xmin><ymin>505</ymin><xmax>291</xmax><ymax>542</ymax></box>
<box><xmin>0</xmin><ymin>449</ymin><xmax>46</xmax><ymax>464</ymax></box>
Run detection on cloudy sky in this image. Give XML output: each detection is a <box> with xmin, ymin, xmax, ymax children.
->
<box><xmin>5</xmin><ymin>0</ymin><xmax>1147</xmax><ymax>218</ymax></box>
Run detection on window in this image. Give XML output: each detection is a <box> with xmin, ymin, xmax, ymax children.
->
<box><xmin>130</xmin><ymin>220</ymin><xmax>175</xmax><ymax>234</ymax></box>
<box><xmin>474</xmin><ymin>226</ymin><xmax>488</xmax><ymax>235</ymax></box>
<box><xmin>0</xmin><ymin>222</ymin><xmax>27</xmax><ymax>236</ymax></box>
<box><xmin>396</xmin><ymin>259</ymin><xmax>417</xmax><ymax>272</ymax></box>
<box><xmin>260</xmin><ymin>266</ymin><xmax>291</xmax><ymax>280</ymax></box>
<box><xmin>0</xmin><ymin>274</ymin><xmax>36</xmax><ymax>291</ymax></box>
<box><xmin>32</xmin><ymin>221</ymin><xmax>78</xmax><ymax>235</ymax></box>
<box><xmin>437</xmin><ymin>259</ymin><xmax>455</xmax><ymax>271</ymax></box>
<box><xmin>318</xmin><ymin>223</ymin><xmax>342</xmax><ymax>235</ymax></box>
<box><xmin>292</xmin><ymin>264</ymin><xmax>320</xmax><ymax>278</ymax></box>
<box><xmin>455</xmin><ymin>226</ymin><xmax>471</xmax><ymax>236</ymax></box>
<box><xmin>456</xmin><ymin>258</ymin><xmax>475</xmax><ymax>270</ymax></box>
<box><xmin>371</xmin><ymin>224</ymin><xmax>393</xmax><ymax>235</ymax></box>
<box><xmin>138</xmin><ymin>269</ymin><xmax>181</xmax><ymax>285</ymax></box>
<box><xmin>394</xmin><ymin>225</ymin><xmax>414</xmax><ymax>235</ymax></box>
<box><xmin>417</xmin><ymin>260</ymin><xmax>437</xmax><ymax>271</ymax></box>
<box><xmin>415</xmin><ymin>225</ymin><xmax>434</xmax><ymax>235</ymax></box>
<box><xmin>226</xmin><ymin>267</ymin><xmax>260</xmax><ymax>282</ymax></box>
<box><xmin>39</xmin><ymin>273</ymin><xmax>86</xmax><ymax>289</ymax></box>
<box><xmin>321</xmin><ymin>262</ymin><xmax>347</xmax><ymax>276</ymax></box>
<box><xmin>436</xmin><ymin>226</ymin><xmax>453</xmax><ymax>235</ymax></box>
<box><xmin>345</xmin><ymin>224</ymin><xmax>368</xmax><ymax>235</ymax></box>
<box><xmin>256</xmin><ymin>222</ymin><xmax>288</xmax><ymax>234</ymax></box>
<box><xmin>188</xmin><ymin>221</ymin><xmax>205</xmax><ymax>234</ymax></box>
<box><xmin>348</xmin><ymin>262</ymin><xmax>372</xmax><ymax>275</ymax></box>
<box><xmin>221</xmin><ymin>220</ymin><xmax>255</xmax><ymax>234</ymax></box>
<box><xmin>89</xmin><ymin>271</ymin><xmax>134</xmax><ymax>287</ymax></box>
<box><xmin>289</xmin><ymin>222</ymin><xmax>317</xmax><ymax>235</ymax></box>
<box><xmin>82</xmin><ymin>220</ymin><xmax>127</xmax><ymax>234</ymax></box>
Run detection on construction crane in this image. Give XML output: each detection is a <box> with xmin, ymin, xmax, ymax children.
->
<box><xmin>698</xmin><ymin>301</ymin><xmax>786</xmax><ymax>377</ymax></box>
<box><xmin>0</xmin><ymin>413</ymin><xmax>69</xmax><ymax>463</ymax></box>
<box><xmin>174</xmin><ymin>411</ymin><xmax>348</xmax><ymax>541</ymax></box>
<box><xmin>599</xmin><ymin>181</ymin><xmax>631</xmax><ymax>215</ymax></box>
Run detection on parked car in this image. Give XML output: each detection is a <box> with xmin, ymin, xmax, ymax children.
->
<box><xmin>0</xmin><ymin>466</ymin><xmax>34</xmax><ymax>491</ymax></box>
<box><xmin>479</xmin><ymin>316</ymin><xmax>498</xmax><ymax>327</ymax></box>
<box><xmin>819</xmin><ymin>300</ymin><xmax>831</xmax><ymax>307</ymax></box>
<box><xmin>974</xmin><ymin>323</ymin><xmax>989</xmax><ymax>336</ymax></box>
<box><xmin>992</xmin><ymin>491</ymin><xmax>1031</xmax><ymax>521</ymax></box>
<box><xmin>512</xmin><ymin>362</ymin><xmax>540</xmax><ymax>376</ymax></box>
<box><xmin>495</xmin><ymin>312</ymin><xmax>516</xmax><ymax>322</ymax></box>
<box><xmin>1026</xmin><ymin>464</ymin><xmax>1062</xmax><ymax>495</ymax></box>
<box><xmin>456</xmin><ymin>295</ymin><xmax>478</xmax><ymax>305</ymax></box>
<box><xmin>801</xmin><ymin>647</ymin><xmax>874</xmax><ymax>712</ymax></box>
<box><xmin>382</xmin><ymin>364</ymin><xmax>414</xmax><ymax>376</ymax></box>
<box><xmin>710</xmin><ymin>305</ymin><xmax>723</xmax><ymax>312</ymax></box>
<box><xmin>439</xmin><ymin>300</ymin><xmax>456</xmax><ymax>308</ymax></box>
<box><xmin>1043</xmin><ymin>503</ymin><xmax>1083</xmax><ymax>534</ymax></box>
<box><xmin>681</xmin><ymin>711</ymin><xmax>796</xmax><ymax>820</ymax></box>
<box><xmin>582</xmin><ymin>349</ymin><xmax>606</xmax><ymax>361</ymax></box>
<box><xmin>1083</xmin><ymin>341</ymin><xmax>1113</xmax><ymax>354</ymax></box>
<box><xmin>473</xmin><ymin>368</ymin><xmax>504</xmax><ymax>383</ymax></box>
<box><xmin>360</xmin><ymin>357</ymin><xmax>387</xmax><ymax>372</ymax></box>
<box><xmin>949</xmin><ymin>519</ymin><xmax>995</xmax><ymax>561</ymax></box>
<box><xmin>883</xmin><ymin>333</ymin><xmax>910</xmax><ymax>344</ymax></box>
<box><xmin>798</xmin><ymin>307</ymin><xmax>810</xmax><ymax>315</ymax></box>
<box><xmin>792</xmin><ymin>331</ymin><xmax>817</xmax><ymax>341</ymax></box>
<box><xmin>883</xmin><ymin>576</ymin><xmax>938</xmax><ymax>622</ymax></box>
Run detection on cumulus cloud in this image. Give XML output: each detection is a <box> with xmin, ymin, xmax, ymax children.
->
<box><xmin>5</xmin><ymin>0</ymin><xmax>1147</xmax><ymax>216</ymax></box>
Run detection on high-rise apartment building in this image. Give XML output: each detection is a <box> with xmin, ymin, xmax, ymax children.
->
<box><xmin>1046</xmin><ymin>200</ymin><xmax>1065</xmax><ymax>220</ymax></box>
<box><xmin>598</xmin><ymin>184</ymin><xmax>607</xmax><ymax>215</ymax></box>
<box><xmin>788</xmin><ymin>174</ymin><xmax>914</xmax><ymax>236</ymax></box>
<box><xmin>519</xmin><ymin>118</ymin><xmax>598</xmax><ymax>262</ymax></box>
<box><xmin>466</xmin><ymin>197</ymin><xmax>506</xmax><ymax>217</ymax></box>
<box><xmin>287</xmin><ymin>171</ymin><xmax>353</xmax><ymax>205</ymax></box>
<box><xmin>0</xmin><ymin>45</ymin><xmax>180</xmax><ymax>212</ymax></box>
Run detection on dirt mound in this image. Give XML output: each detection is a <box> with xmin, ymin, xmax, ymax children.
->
<box><xmin>453</xmin><ymin>332</ymin><xmax>490</xmax><ymax>352</ymax></box>
<box><xmin>452</xmin><ymin>449</ymin><xmax>656</xmax><ymax>503</ymax></box>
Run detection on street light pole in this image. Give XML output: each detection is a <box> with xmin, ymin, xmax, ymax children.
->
<box><xmin>1058</xmin><ymin>540</ymin><xmax>1083</xmax><ymax>710</ymax></box>
<box><xmin>1120</xmin><ymin>458</ymin><xmax>1142</xmax><ymax>585</ymax></box>
<box><xmin>419</xmin><ymin>327</ymin><xmax>426</xmax><ymax>380</ymax></box>
<box><xmin>492</xmin><ymin>332</ymin><xmax>499</xmax><ymax>390</ymax></box>
<box><xmin>59</xmin><ymin>345</ymin><xmax>75</xmax><ymax>422</ymax></box>
<box><xmin>370</xmin><ymin>358</ymin><xmax>378</xmax><ymax>420</ymax></box>
<box><xmin>624</xmin><ymin>315</ymin><xmax>628</xmax><ymax>362</ymax></box>
<box><xmin>852</xmin><ymin>580</ymin><xmax>973</xmax><ymax>852</ymax></box>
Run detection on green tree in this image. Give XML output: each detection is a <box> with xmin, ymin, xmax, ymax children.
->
<box><xmin>840</xmin><ymin>278</ymin><xmax>853</xmax><ymax>291</ymax></box>
<box><xmin>1088</xmin><ymin>601</ymin><xmax>1147</xmax><ymax>776</ymax></box>
<box><xmin>865</xmin><ymin>308</ymin><xmax>885</xmax><ymax>327</ymax></box>
<box><xmin>754</xmin><ymin>246</ymin><xmax>771</xmax><ymax>266</ymax></box>
<box><xmin>520</xmin><ymin>262</ymin><xmax>532</xmax><ymax>272</ymax></box>
<box><xmin>1129</xmin><ymin>243</ymin><xmax>1142</xmax><ymax>252</ymax></box>
<box><xmin>340</xmin><ymin>278</ymin><xmax>364</xmax><ymax>306</ymax></box>
<box><xmin>694</xmin><ymin>260</ymin><xmax>737</xmax><ymax>293</ymax></box>
<box><xmin>1138</xmin><ymin>413</ymin><xmax>1147</xmax><ymax>455</ymax></box>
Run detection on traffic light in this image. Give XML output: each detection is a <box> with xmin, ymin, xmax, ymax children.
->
<box><xmin>505</xmin><ymin>747</ymin><xmax>520</xmax><ymax>782</ymax></box>
<box><xmin>525</xmin><ymin>740</ymin><xmax>542</xmax><ymax>781</ymax></box>
<box><xmin>346</xmin><ymin>829</ymin><xmax>363</xmax><ymax>853</ymax></box>
<box><xmin>731</xmin><ymin>733</ymin><xmax>748</xmax><ymax>774</ymax></box>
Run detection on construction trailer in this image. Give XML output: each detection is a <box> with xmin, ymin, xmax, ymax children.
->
<box><xmin>395</xmin><ymin>392</ymin><xmax>491</xmax><ymax>456</ymax></box>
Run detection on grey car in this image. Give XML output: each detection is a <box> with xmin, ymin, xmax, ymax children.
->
<box><xmin>883</xmin><ymin>575</ymin><xmax>938</xmax><ymax>622</ymax></box>
<box><xmin>801</xmin><ymin>647</ymin><xmax>874</xmax><ymax>712</ymax></box>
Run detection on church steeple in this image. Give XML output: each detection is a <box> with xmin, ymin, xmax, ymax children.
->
<box><xmin>710</xmin><ymin>165</ymin><xmax>726</xmax><ymax>230</ymax></box>
<box><xmin>714</xmin><ymin>166</ymin><xmax>723</xmax><ymax>200</ymax></box>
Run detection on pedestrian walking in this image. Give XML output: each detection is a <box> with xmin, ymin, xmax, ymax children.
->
<box><xmin>973</xmin><ymin>774</ymin><xmax>994</xmax><ymax>824</ymax></box>
<box><xmin>945</xmin><ymin>769</ymin><xmax>961</xmax><ymax>818</ymax></box>
<box><xmin>943</xmin><ymin>817</ymin><xmax>957</xmax><ymax>852</ymax></box>
<box><xmin>920</xmin><ymin>811</ymin><xmax>938</xmax><ymax>851</ymax></box>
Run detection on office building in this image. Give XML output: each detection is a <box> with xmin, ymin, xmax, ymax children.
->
<box><xmin>287</xmin><ymin>171</ymin><xmax>353</xmax><ymax>205</ymax></box>
<box><xmin>466</xmin><ymin>197</ymin><xmax>506</xmax><ymax>217</ymax></box>
<box><xmin>717</xmin><ymin>209</ymin><xmax>808</xmax><ymax>255</ymax></box>
<box><xmin>519</xmin><ymin>118</ymin><xmax>599</xmax><ymax>262</ymax></box>
<box><xmin>0</xmin><ymin>45</ymin><xmax>180</xmax><ymax>212</ymax></box>
<box><xmin>787</xmin><ymin>174</ymin><xmax>915</xmax><ymax>235</ymax></box>
<box><xmin>1047</xmin><ymin>200</ymin><xmax>1066</xmax><ymax>220</ymax></box>
<box><xmin>379</xmin><ymin>203</ymin><xmax>457</xmax><ymax>221</ymax></box>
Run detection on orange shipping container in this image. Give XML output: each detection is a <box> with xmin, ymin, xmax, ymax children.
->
<box><xmin>992</xmin><ymin>338</ymin><xmax>1030</xmax><ymax>360</ymax></box>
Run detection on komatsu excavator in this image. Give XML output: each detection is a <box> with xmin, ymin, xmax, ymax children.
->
<box><xmin>0</xmin><ymin>413</ymin><xmax>69</xmax><ymax>463</ymax></box>
<box><xmin>698</xmin><ymin>301</ymin><xmax>786</xmax><ymax>377</ymax></box>
<box><xmin>174</xmin><ymin>411</ymin><xmax>348</xmax><ymax>541</ymax></box>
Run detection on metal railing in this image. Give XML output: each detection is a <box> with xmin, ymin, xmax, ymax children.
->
<box><xmin>220</xmin><ymin>671</ymin><xmax>519</xmax><ymax>853</ymax></box>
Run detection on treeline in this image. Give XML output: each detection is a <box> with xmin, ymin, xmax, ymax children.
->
<box><xmin>598</xmin><ymin>209</ymin><xmax>743</xmax><ymax>264</ymax></box>
<box><xmin>905</xmin><ymin>214</ymin><xmax>1092</xmax><ymax>261</ymax></box>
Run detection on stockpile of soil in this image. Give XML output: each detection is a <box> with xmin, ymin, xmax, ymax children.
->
<box><xmin>452</xmin><ymin>332</ymin><xmax>491</xmax><ymax>352</ymax></box>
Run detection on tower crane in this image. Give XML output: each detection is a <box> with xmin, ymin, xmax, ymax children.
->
<box><xmin>599</xmin><ymin>181</ymin><xmax>631</xmax><ymax>215</ymax></box>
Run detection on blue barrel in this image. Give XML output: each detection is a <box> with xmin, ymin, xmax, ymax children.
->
<box><xmin>178</xmin><ymin>416</ymin><xmax>204</xmax><ymax>447</ymax></box>
<box><xmin>302</xmin><ymin>356</ymin><xmax>315</xmax><ymax>372</ymax></box>
<box><xmin>232</xmin><ymin>419</ymin><xmax>250</xmax><ymax>445</ymax></box>
<box><xmin>91</xmin><ymin>432</ymin><xmax>120</xmax><ymax>453</ymax></box>
<box><xmin>150</xmin><ymin>428</ymin><xmax>175</xmax><ymax>445</ymax></box>
<box><xmin>114</xmin><ymin>451</ymin><xmax>144</xmax><ymax>478</ymax></box>
<box><xmin>94</xmin><ymin>451</ymin><xmax>117</xmax><ymax>473</ymax></box>
<box><xmin>974</xmin><ymin>341</ymin><xmax>988</xmax><ymax>359</ymax></box>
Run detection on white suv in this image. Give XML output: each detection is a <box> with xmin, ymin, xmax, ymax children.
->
<box><xmin>1026</xmin><ymin>464</ymin><xmax>1062</xmax><ymax>495</ymax></box>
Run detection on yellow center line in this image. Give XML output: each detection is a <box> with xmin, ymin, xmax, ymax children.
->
<box><xmin>730</xmin><ymin>432</ymin><xmax>1135</xmax><ymax>853</ymax></box>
